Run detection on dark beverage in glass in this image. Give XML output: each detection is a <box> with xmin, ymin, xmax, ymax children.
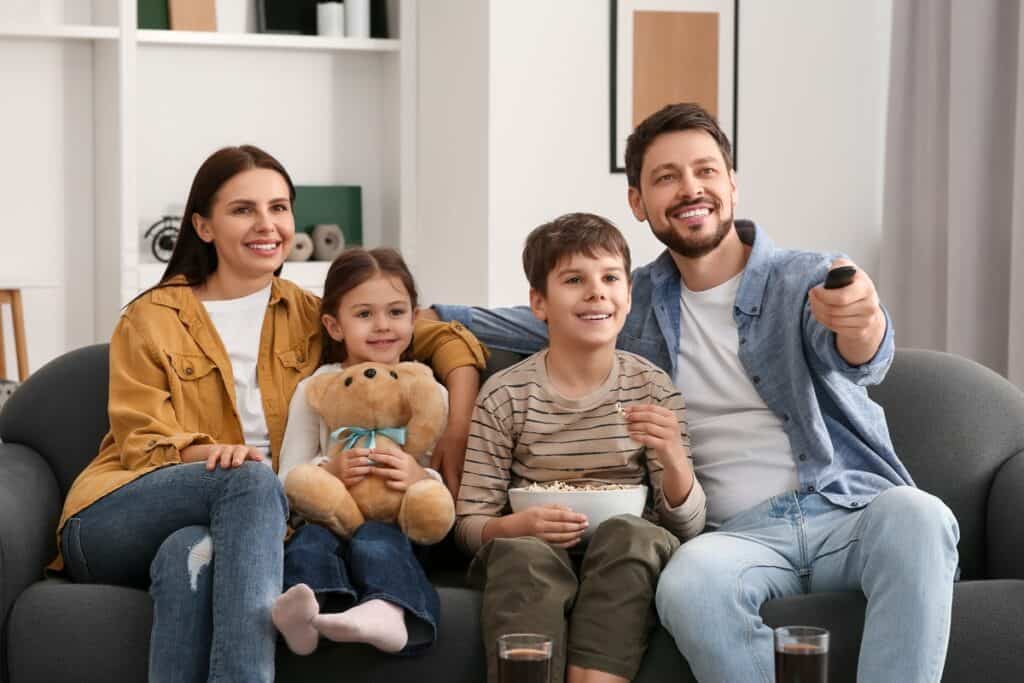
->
<box><xmin>497</xmin><ymin>634</ymin><xmax>552</xmax><ymax>683</ymax></box>
<box><xmin>774</xmin><ymin>626</ymin><xmax>829</xmax><ymax>683</ymax></box>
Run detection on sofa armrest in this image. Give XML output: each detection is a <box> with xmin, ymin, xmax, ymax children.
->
<box><xmin>0</xmin><ymin>443</ymin><xmax>61</xmax><ymax>628</ymax></box>
<box><xmin>987</xmin><ymin>450</ymin><xmax>1024</xmax><ymax>580</ymax></box>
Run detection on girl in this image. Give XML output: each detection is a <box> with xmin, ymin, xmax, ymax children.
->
<box><xmin>273</xmin><ymin>247</ymin><xmax>453</xmax><ymax>657</ymax></box>
<box><xmin>53</xmin><ymin>146</ymin><xmax>485</xmax><ymax>682</ymax></box>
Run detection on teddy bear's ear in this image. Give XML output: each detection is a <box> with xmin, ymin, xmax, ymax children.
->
<box><xmin>395</xmin><ymin>362</ymin><xmax>447</xmax><ymax>455</ymax></box>
<box><xmin>305</xmin><ymin>373</ymin><xmax>336</xmax><ymax>414</ymax></box>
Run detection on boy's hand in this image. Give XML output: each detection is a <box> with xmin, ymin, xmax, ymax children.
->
<box><xmin>182</xmin><ymin>443</ymin><xmax>263</xmax><ymax>471</ymax></box>
<box><xmin>324</xmin><ymin>447</ymin><xmax>375</xmax><ymax>487</ymax></box>
<box><xmin>511</xmin><ymin>505</ymin><xmax>588</xmax><ymax>548</ymax></box>
<box><xmin>624</xmin><ymin>405</ymin><xmax>687</xmax><ymax>466</ymax></box>
<box><xmin>367</xmin><ymin>443</ymin><xmax>429</xmax><ymax>492</ymax></box>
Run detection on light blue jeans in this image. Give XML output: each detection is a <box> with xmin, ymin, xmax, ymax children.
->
<box><xmin>61</xmin><ymin>462</ymin><xmax>287</xmax><ymax>683</ymax></box>
<box><xmin>656</xmin><ymin>487</ymin><xmax>959</xmax><ymax>683</ymax></box>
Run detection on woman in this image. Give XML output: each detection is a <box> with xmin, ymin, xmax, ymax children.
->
<box><xmin>52</xmin><ymin>145</ymin><xmax>485</xmax><ymax>682</ymax></box>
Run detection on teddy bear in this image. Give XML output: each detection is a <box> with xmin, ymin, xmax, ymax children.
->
<box><xmin>284</xmin><ymin>360</ymin><xmax>456</xmax><ymax>545</ymax></box>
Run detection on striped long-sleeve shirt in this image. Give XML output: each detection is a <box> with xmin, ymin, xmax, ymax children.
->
<box><xmin>455</xmin><ymin>349</ymin><xmax>707</xmax><ymax>554</ymax></box>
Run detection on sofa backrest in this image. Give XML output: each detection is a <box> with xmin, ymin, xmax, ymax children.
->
<box><xmin>2</xmin><ymin>344</ymin><xmax>1021</xmax><ymax>580</ymax></box>
<box><xmin>867</xmin><ymin>348</ymin><xmax>1024</xmax><ymax>580</ymax></box>
<box><xmin>0</xmin><ymin>343</ymin><xmax>110</xmax><ymax>499</ymax></box>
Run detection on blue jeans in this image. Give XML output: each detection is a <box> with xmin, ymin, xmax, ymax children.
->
<box><xmin>656</xmin><ymin>487</ymin><xmax>959</xmax><ymax>683</ymax></box>
<box><xmin>283</xmin><ymin>521</ymin><xmax>440</xmax><ymax>654</ymax></box>
<box><xmin>61</xmin><ymin>462</ymin><xmax>287</xmax><ymax>683</ymax></box>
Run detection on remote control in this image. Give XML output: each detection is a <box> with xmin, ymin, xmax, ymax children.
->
<box><xmin>824</xmin><ymin>265</ymin><xmax>857</xmax><ymax>290</ymax></box>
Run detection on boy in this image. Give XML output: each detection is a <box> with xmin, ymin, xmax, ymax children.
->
<box><xmin>454</xmin><ymin>212</ymin><xmax>707</xmax><ymax>683</ymax></box>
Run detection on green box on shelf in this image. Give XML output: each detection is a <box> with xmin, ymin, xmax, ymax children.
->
<box><xmin>294</xmin><ymin>185</ymin><xmax>362</xmax><ymax>247</ymax></box>
<box><xmin>138</xmin><ymin>0</ymin><xmax>169</xmax><ymax>29</ymax></box>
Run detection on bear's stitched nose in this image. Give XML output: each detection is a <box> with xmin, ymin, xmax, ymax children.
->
<box><xmin>364</xmin><ymin>368</ymin><xmax>377</xmax><ymax>379</ymax></box>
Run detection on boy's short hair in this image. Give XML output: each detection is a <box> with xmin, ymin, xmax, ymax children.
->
<box><xmin>522</xmin><ymin>213</ymin><xmax>632</xmax><ymax>295</ymax></box>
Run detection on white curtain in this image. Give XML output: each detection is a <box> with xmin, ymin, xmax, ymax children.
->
<box><xmin>881</xmin><ymin>0</ymin><xmax>1024</xmax><ymax>386</ymax></box>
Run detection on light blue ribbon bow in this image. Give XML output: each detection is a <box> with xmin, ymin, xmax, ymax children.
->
<box><xmin>330</xmin><ymin>426</ymin><xmax>407</xmax><ymax>451</ymax></box>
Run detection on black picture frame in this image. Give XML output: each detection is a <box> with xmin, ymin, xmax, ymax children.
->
<box><xmin>610</xmin><ymin>0</ymin><xmax>739</xmax><ymax>173</ymax></box>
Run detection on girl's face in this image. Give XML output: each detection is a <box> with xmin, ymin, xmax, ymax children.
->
<box><xmin>192</xmin><ymin>168</ymin><xmax>295</xmax><ymax>285</ymax></box>
<box><xmin>322</xmin><ymin>274</ymin><xmax>415</xmax><ymax>366</ymax></box>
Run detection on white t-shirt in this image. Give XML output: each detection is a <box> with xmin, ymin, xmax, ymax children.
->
<box><xmin>675</xmin><ymin>273</ymin><xmax>799</xmax><ymax>528</ymax></box>
<box><xmin>202</xmin><ymin>285</ymin><xmax>272</xmax><ymax>462</ymax></box>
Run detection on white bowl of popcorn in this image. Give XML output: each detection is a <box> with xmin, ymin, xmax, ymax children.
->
<box><xmin>508</xmin><ymin>481</ymin><xmax>648</xmax><ymax>539</ymax></box>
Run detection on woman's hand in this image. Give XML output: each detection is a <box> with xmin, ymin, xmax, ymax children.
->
<box><xmin>430</xmin><ymin>426</ymin><xmax>468</xmax><ymax>500</ymax></box>
<box><xmin>366</xmin><ymin>443</ymin><xmax>429</xmax><ymax>492</ymax></box>
<box><xmin>323</xmin><ymin>448</ymin><xmax>375</xmax><ymax>488</ymax></box>
<box><xmin>181</xmin><ymin>443</ymin><xmax>264</xmax><ymax>471</ymax></box>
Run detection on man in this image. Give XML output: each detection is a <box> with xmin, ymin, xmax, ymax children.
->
<box><xmin>424</xmin><ymin>103</ymin><xmax>959</xmax><ymax>682</ymax></box>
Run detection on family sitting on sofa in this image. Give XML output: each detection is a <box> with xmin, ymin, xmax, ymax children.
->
<box><xmin>51</xmin><ymin>103</ymin><xmax>958</xmax><ymax>683</ymax></box>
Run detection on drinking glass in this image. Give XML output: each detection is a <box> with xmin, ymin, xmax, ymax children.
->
<box><xmin>774</xmin><ymin>625</ymin><xmax>829</xmax><ymax>683</ymax></box>
<box><xmin>497</xmin><ymin>633</ymin><xmax>552</xmax><ymax>683</ymax></box>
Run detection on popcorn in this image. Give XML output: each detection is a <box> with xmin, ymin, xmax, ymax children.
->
<box><xmin>524</xmin><ymin>481</ymin><xmax>634</xmax><ymax>492</ymax></box>
<box><xmin>615</xmin><ymin>402</ymin><xmax>626</xmax><ymax>416</ymax></box>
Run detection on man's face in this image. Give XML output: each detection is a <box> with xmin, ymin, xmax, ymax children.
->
<box><xmin>529</xmin><ymin>251</ymin><xmax>631</xmax><ymax>351</ymax></box>
<box><xmin>628</xmin><ymin>129</ymin><xmax>738</xmax><ymax>259</ymax></box>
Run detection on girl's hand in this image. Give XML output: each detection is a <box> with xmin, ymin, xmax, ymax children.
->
<box><xmin>325</xmin><ymin>448</ymin><xmax>375</xmax><ymax>488</ymax></box>
<box><xmin>181</xmin><ymin>443</ymin><xmax>264</xmax><ymax>471</ymax></box>
<box><xmin>510</xmin><ymin>505</ymin><xmax>588</xmax><ymax>548</ymax></box>
<box><xmin>366</xmin><ymin>443</ymin><xmax>429</xmax><ymax>492</ymax></box>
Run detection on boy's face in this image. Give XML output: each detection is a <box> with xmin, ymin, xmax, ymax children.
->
<box><xmin>529</xmin><ymin>250</ymin><xmax>631</xmax><ymax>351</ymax></box>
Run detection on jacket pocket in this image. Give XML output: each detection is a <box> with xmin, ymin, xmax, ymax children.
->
<box><xmin>167</xmin><ymin>352</ymin><xmax>220</xmax><ymax>434</ymax></box>
<box><xmin>277</xmin><ymin>335</ymin><xmax>318</xmax><ymax>373</ymax></box>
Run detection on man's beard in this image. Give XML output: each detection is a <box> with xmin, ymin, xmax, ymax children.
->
<box><xmin>650</xmin><ymin>199</ymin><xmax>734</xmax><ymax>259</ymax></box>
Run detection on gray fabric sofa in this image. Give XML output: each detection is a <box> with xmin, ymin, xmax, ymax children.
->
<box><xmin>1</xmin><ymin>344</ymin><xmax>1023</xmax><ymax>683</ymax></box>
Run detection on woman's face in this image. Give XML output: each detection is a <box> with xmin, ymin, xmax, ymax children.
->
<box><xmin>192</xmin><ymin>168</ymin><xmax>295</xmax><ymax>283</ymax></box>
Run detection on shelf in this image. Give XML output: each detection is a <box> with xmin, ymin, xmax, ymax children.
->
<box><xmin>0</xmin><ymin>24</ymin><xmax>118</xmax><ymax>41</ymax></box>
<box><xmin>137</xmin><ymin>260</ymin><xmax>330</xmax><ymax>290</ymax></box>
<box><xmin>137</xmin><ymin>30</ymin><xmax>399</xmax><ymax>52</ymax></box>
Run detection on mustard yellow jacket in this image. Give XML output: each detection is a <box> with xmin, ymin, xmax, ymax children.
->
<box><xmin>53</xmin><ymin>276</ymin><xmax>487</xmax><ymax>570</ymax></box>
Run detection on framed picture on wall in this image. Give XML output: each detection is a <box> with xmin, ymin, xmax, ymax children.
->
<box><xmin>610</xmin><ymin>0</ymin><xmax>739</xmax><ymax>173</ymax></box>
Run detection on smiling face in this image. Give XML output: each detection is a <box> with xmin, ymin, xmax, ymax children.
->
<box><xmin>192</xmin><ymin>167</ymin><xmax>295</xmax><ymax>287</ymax></box>
<box><xmin>322</xmin><ymin>274</ymin><xmax>415</xmax><ymax>366</ymax></box>
<box><xmin>530</xmin><ymin>250</ymin><xmax>631</xmax><ymax>352</ymax></box>
<box><xmin>628</xmin><ymin>129</ymin><xmax>738</xmax><ymax>259</ymax></box>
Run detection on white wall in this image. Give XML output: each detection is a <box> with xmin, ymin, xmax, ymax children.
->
<box><xmin>415</xmin><ymin>0</ymin><xmax>490</xmax><ymax>306</ymax></box>
<box><xmin>419</xmin><ymin>0</ymin><xmax>893</xmax><ymax>308</ymax></box>
<box><xmin>0</xmin><ymin>38</ymin><xmax>97</xmax><ymax>377</ymax></box>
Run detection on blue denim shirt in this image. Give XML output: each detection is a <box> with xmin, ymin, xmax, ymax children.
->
<box><xmin>436</xmin><ymin>221</ymin><xmax>914</xmax><ymax>512</ymax></box>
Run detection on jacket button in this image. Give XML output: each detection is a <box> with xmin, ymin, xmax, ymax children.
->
<box><xmin>147</xmin><ymin>440</ymin><xmax>155</xmax><ymax>447</ymax></box>
<box><xmin>752</xmin><ymin>375</ymin><xmax>761</xmax><ymax>384</ymax></box>
<box><xmin>798</xmin><ymin>453</ymin><xmax>807</xmax><ymax>461</ymax></box>
<box><xmin>185</xmin><ymin>367</ymin><xmax>194</xmax><ymax>376</ymax></box>
<box><xmin>807</xmin><ymin>485</ymin><xmax>815</xmax><ymax>493</ymax></box>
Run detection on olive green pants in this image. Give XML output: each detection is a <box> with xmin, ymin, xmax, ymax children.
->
<box><xmin>467</xmin><ymin>514</ymin><xmax>681</xmax><ymax>682</ymax></box>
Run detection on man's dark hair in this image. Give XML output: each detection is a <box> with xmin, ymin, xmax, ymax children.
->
<box><xmin>624</xmin><ymin>103</ymin><xmax>734</xmax><ymax>188</ymax></box>
<box><xmin>522</xmin><ymin>213</ymin><xmax>631</xmax><ymax>295</ymax></box>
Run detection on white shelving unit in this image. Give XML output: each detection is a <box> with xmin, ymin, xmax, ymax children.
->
<box><xmin>0</xmin><ymin>0</ymin><xmax>417</xmax><ymax>351</ymax></box>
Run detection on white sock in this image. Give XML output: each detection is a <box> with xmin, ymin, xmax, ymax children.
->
<box><xmin>272</xmin><ymin>584</ymin><xmax>320</xmax><ymax>655</ymax></box>
<box><xmin>313</xmin><ymin>598</ymin><xmax>408</xmax><ymax>653</ymax></box>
